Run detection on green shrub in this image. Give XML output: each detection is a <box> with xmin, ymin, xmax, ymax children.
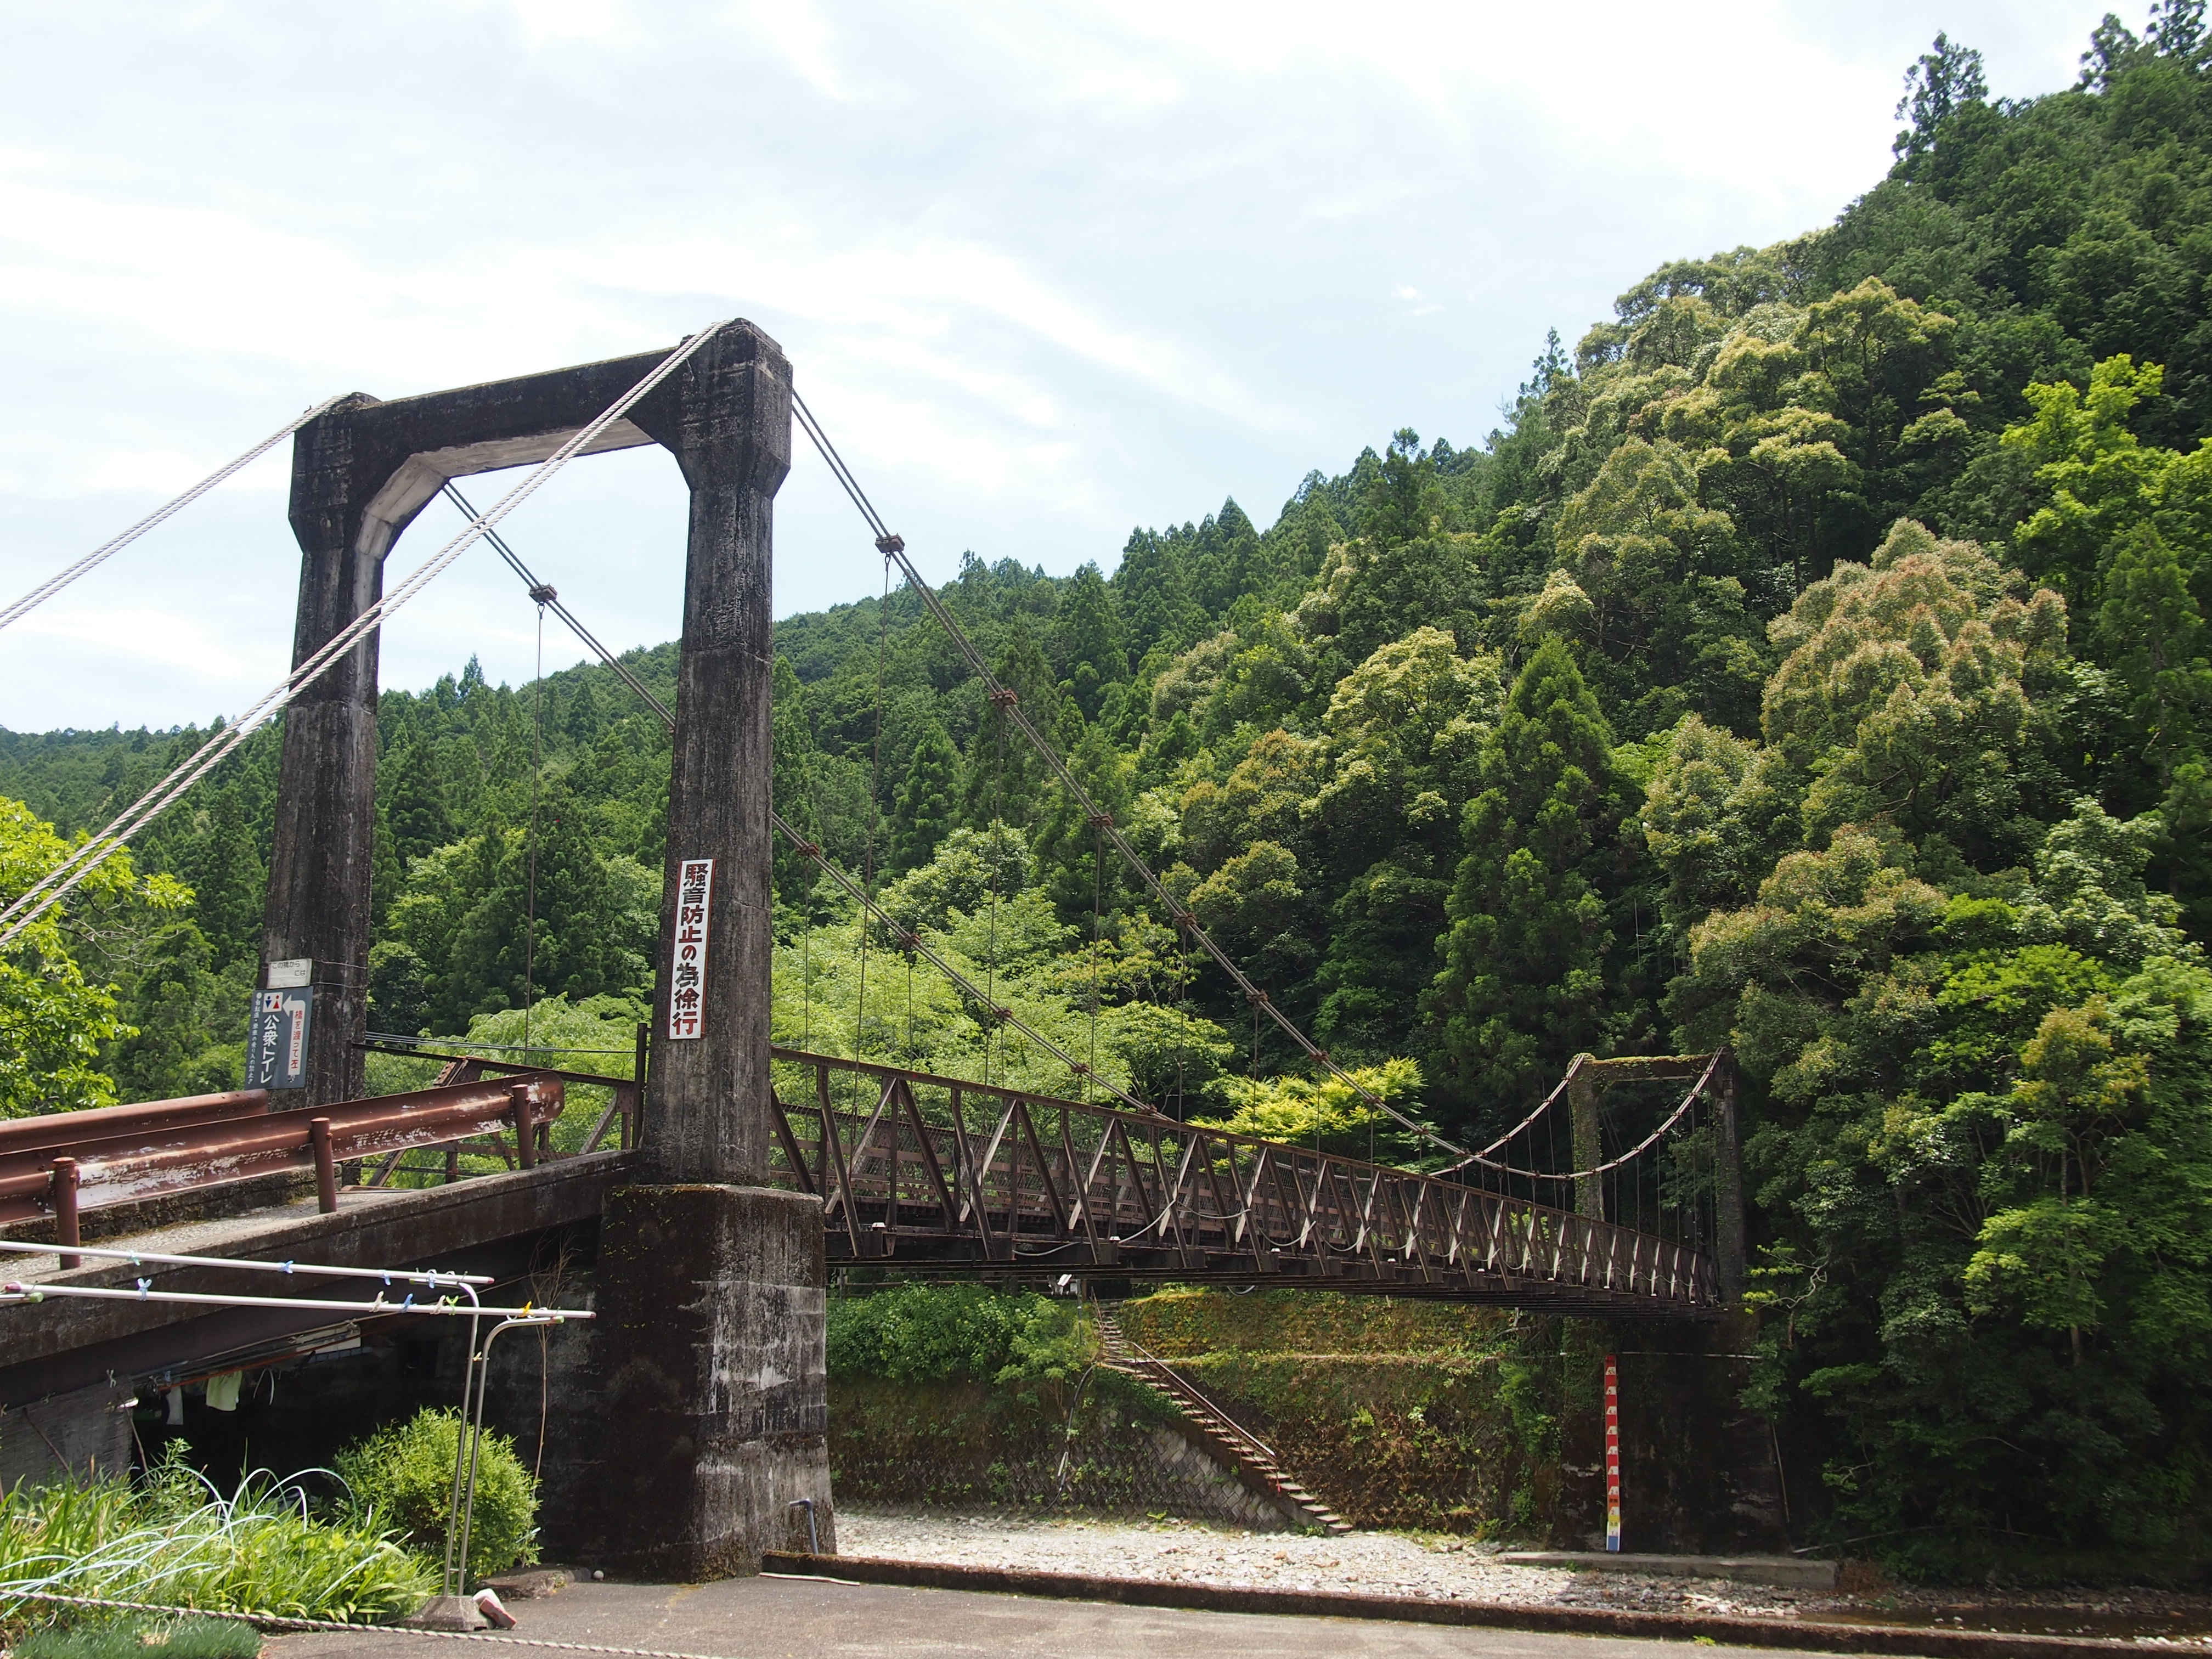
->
<box><xmin>827</xmin><ymin>1284</ymin><xmax>1087</xmax><ymax>1387</ymax></box>
<box><xmin>333</xmin><ymin>1409</ymin><xmax>537</xmax><ymax>1585</ymax></box>
<box><xmin>0</xmin><ymin>1445</ymin><xmax>432</xmax><ymax>1629</ymax></box>
<box><xmin>16</xmin><ymin>1612</ymin><xmax>259</xmax><ymax>1658</ymax></box>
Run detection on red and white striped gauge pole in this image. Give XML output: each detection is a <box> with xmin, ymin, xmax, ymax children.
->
<box><xmin>1605</xmin><ymin>1353</ymin><xmax>1622</xmax><ymax>1551</ymax></box>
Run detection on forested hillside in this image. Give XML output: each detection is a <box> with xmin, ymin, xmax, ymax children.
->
<box><xmin>10</xmin><ymin>12</ymin><xmax>2212</xmax><ymax>1571</ymax></box>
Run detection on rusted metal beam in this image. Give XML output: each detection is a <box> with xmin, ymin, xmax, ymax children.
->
<box><xmin>768</xmin><ymin>1047</ymin><xmax>1720</xmax><ymax>1313</ymax></box>
<box><xmin>0</xmin><ymin>1075</ymin><xmax>565</xmax><ymax>1227</ymax></box>
<box><xmin>0</xmin><ymin>1090</ymin><xmax>270</xmax><ymax>1158</ymax></box>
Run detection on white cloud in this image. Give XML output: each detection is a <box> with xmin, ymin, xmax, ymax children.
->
<box><xmin>0</xmin><ymin>0</ymin><xmax>2130</xmax><ymax>729</ymax></box>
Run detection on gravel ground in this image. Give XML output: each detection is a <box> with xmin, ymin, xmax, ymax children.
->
<box><xmin>833</xmin><ymin>1508</ymin><xmax>2212</xmax><ymax>1640</ymax></box>
<box><xmin>837</xmin><ymin>1508</ymin><xmax>1826</xmax><ymax>1620</ymax></box>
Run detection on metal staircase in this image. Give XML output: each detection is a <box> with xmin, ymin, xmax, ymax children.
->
<box><xmin>1093</xmin><ymin>1304</ymin><xmax>1351</xmax><ymax>1535</ymax></box>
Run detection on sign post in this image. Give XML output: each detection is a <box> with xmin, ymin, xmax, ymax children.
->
<box><xmin>1604</xmin><ymin>1352</ymin><xmax>1622</xmax><ymax>1551</ymax></box>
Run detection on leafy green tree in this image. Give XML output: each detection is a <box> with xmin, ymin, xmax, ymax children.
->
<box><xmin>1427</xmin><ymin>640</ymin><xmax>1630</xmax><ymax>1124</ymax></box>
<box><xmin>2099</xmin><ymin>524</ymin><xmax>2212</xmax><ymax>778</ymax></box>
<box><xmin>1764</xmin><ymin>519</ymin><xmax>2070</xmax><ymax>866</ymax></box>
<box><xmin>890</xmin><ymin>720</ymin><xmax>960</xmax><ymax>873</ymax></box>
<box><xmin>384</xmin><ymin>731</ymin><xmax>454</xmax><ymax>866</ymax></box>
<box><xmin>1307</xmin><ymin>628</ymin><xmax>1500</xmax><ymax>1056</ymax></box>
<box><xmin>1047</xmin><ymin>562</ymin><xmax>1130</xmax><ymax>719</ymax></box>
<box><xmin>960</xmin><ymin>619</ymin><xmax>1063</xmax><ymax>830</ymax></box>
<box><xmin>108</xmin><ymin>921</ymin><xmax>245</xmax><ymax>1100</ymax></box>
<box><xmin>1196</xmin><ymin>1056</ymin><xmax>1435</xmax><ymax>1164</ymax></box>
<box><xmin>0</xmin><ymin>796</ymin><xmax>182</xmax><ymax>1116</ymax></box>
<box><xmin>1894</xmin><ymin>32</ymin><xmax>1987</xmax><ymax>158</ymax></box>
<box><xmin>1112</xmin><ymin>526</ymin><xmax>1200</xmax><ymax>659</ymax></box>
<box><xmin>181</xmin><ymin>781</ymin><xmax>264</xmax><ymax>968</ymax></box>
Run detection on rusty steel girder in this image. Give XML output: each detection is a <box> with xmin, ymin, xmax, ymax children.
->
<box><xmin>0</xmin><ymin>1075</ymin><xmax>567</xmax><ymax>1229</ymax></box>
<box><xmin>0</xmin><ymin>1089</ymin><xmax>271</xmax><ymax>1158</ymax></box>
<box><xmin>765</xmin><ymin>1048</ymin><xmax>1720</xmax><ymax>1314</ymax></box>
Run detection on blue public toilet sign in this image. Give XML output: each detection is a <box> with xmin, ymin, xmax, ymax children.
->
<box><xmin>246</xmin><ymin>966</ymin><xmax>314</xmax><ymax>1090</ymax></box>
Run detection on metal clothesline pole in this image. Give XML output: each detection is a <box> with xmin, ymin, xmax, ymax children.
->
<box><xmin>0</xmin><ymin>1282</ymin><xmax>591</xmax><ymax>1319</ymax></box>
<box><xmin>0</xmin><ymin>1238</ymin><xmax>493</xmax><ymax>1288</ymax></box>
<box><xmin>0</xmin><ymin>1247</ymin><xmax>591</xmax><ymax>1610</ymax></box>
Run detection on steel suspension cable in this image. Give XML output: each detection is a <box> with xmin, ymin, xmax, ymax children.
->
<box><xmin>787</xmin><ymin>386</ymin><xmax>1717</xmax><ymax>1189</ymax></box>
<box><xmin>0</xmin><ymin>325</ymin><xmax>732</xmax><ymax>953</ymax></box>
<box><xmin>458</xmin><ymin>498</ymin><xmax>1170</xmax><ymax>1120</ymax></box>
<box><xmin>787</xmin><ymin>389</ymin><xmax>1485</xmax><ymax>1160</ymax></box>
<box><xmin>0</xmin><ymin>396</ymin><xmax>348</xmax><ymax>634</ymax></box>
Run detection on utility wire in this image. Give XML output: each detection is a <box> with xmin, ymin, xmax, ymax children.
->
<box><xmin>0</xmin><ymin>396</ymin><xmax>348</xmax><ymax>634</ymax></box>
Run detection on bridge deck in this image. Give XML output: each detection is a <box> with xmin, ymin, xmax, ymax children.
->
<box><xmin>0</xmin><ymin>1152</ymin><xmax>624</xmax><ymax>1407</ymax></box>
<box><xmin>0</xmin><ymin>1043</ymin><xmax>1718</xmax><ymax>1407</ymax></box>
<box><xmin>768</xmin><ymin>1050</ymin><xmax>1718</xmax><ymax>1318</ymax></box>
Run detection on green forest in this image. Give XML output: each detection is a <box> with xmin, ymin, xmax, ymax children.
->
<box><xmin>11</xmin><ymin>11</ymin><xmax>2212</xmax><ymax>1573</ymax></box>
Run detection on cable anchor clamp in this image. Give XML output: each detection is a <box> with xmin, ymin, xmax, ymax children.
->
<box><xmin>988</xmin><ymin>688</ymin><xmax>1020</xmax><ymax>708</ymax></box>
<box><xmin>874</xmin><ymin>534</ymin><xmax>906</xmax><ymax>556</ymax></box>
<box><xmin>527</xmin><ymin>583</ymin><xmax>558</xmax><ymax>606</ymax></box>
<box><xmin>1086</xmin><ymin>811</ymin><xmax>1115</xmax><ymax>828</ymax></box>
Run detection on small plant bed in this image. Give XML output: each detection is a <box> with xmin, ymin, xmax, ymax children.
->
<box><xmin>0</xmin><ymin>1446</ymin><xmax>432</xmax><ymax>1644</ymax></box>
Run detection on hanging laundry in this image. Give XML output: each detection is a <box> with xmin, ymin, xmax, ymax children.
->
<box><xmin>204</xmin><ymin>1370</ymin><xmax>242</xmax><ymax>1412</ymax></box>
<box><xmin>165</xmin><ymin>1387</ymin><xmax>185</xmax><ymax>1425</ymax></box>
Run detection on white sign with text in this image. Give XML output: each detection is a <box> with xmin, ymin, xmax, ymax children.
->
<box><xmin>668</xmin><ymin>857</ymin><xmax>714</xmax><ymax>1040</ymax></box>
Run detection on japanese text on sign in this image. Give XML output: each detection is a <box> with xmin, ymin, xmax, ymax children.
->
<box><xmin>668</xmin><ymin>857</ymin><xmax>715</xmax><ymax>1041</ymax></box>
<box><xmin>245</xmin><ymin>988</ymin><xmax>313</xmax><ymax>1090</ymax></box>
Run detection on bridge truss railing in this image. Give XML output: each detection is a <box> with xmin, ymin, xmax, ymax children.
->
<box><xmin>765</xmin><ymin>1047</ymin><xmax>1718</xmax><ymax>1311</ymax></box>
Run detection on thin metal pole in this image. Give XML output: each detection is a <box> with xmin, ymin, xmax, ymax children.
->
<box><xmin>0</xmin><ymin>1239</ymin><xmax>492</xmax><ymax>1286</ymax></box>
<box><xmin>455</xmin><ymin>1315</ymin><xmax>556</xmax><ymax>1588</ymax></box>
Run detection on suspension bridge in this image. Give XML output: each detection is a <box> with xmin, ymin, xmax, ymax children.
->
<box><xmin>0</xmin><ymin>324</ymin><xmax>1749</xmax><ymax>1575</ymax></box>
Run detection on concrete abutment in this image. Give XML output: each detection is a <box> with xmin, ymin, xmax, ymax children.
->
<box><xmin>586</xmin><ymin>1184</ymin><xmax>833</xmax><ymax>1578</ymax></box>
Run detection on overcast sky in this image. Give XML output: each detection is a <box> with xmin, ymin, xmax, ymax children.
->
<box><xmin>0</xmin><ymin>0</ymin><xmax>2128</xmax><ymax>732</ymax></box>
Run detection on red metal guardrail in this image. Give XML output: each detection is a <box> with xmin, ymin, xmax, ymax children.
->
<box><xmin>0</xmin><ymin>1076</ymin><xmax>569</xmax><ymax>1260</ymax></box>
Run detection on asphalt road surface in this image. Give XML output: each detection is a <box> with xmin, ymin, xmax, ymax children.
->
<box><xmin>266</xmin><ymin>1573</ymin><xmax>1814</xmax><ymax>1659</ymax></box>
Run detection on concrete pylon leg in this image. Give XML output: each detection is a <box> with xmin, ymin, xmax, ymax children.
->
<box><xmin>593</xmin><ymin>325</ymin><xmax>832</xmax><ymax>1576</ymax></box>
<box><xmin>1566</xmin><ymin>1054</ymin><xmax>1603</xmax><ymax>1223</ymax></box>
<box><xmin>591</xmin><ymin>1186</ymin><xmax>833</xmax><ymax>1577</ymax></box>
<box><xmin>264</xmin><ymin>324</ymin><xmax>832</xmax><ymax>1575</ymax></box>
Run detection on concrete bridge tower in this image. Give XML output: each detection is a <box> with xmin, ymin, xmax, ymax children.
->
<box><xmin>261</xmin><ymin>323</ymin><xmax>830</xmax><ymax>1576</ymax></box>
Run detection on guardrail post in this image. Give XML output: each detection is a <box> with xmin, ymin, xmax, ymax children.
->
<box><xmin>511</xmin><ymin>1085</ymin><xmax>537</xmax><ymax>1170</ymax></box>
<box><xmin>308</xmin><ymin>1118</ymin><xmax>338</xmax><ymax>1213</ymax></box>
<box><xmin>50</xmin><ymin>1156</ymin><xmax>80</xmax><ymax>1268</ymax></box>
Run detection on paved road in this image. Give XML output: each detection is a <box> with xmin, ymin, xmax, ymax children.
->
<box><xmin>267</xmin><ymin>1573</ymin><xmax>1809</xmax><ymax>1659</ymax></box>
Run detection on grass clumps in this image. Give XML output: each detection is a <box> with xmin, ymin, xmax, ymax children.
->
<box><xmin>0</xmin><ymin>1446</ymin><xmax>432</xmax><ymax>1638</ymax></box>
<box><xmin>15</xmin><ymin>1612</ymin><xmax>259</xmax><ymax>1658</ymax></box>
<box><xmin>333</xmin><ymin>1407</ymin><xmax>539</xmax><ymax>1584</ymax></box>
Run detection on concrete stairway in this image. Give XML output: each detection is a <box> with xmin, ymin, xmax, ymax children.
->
<box><xmin>1093</xmin><ymin>1304</ymin><xmax>1351</xmax><ymax>1535</ymax></box>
